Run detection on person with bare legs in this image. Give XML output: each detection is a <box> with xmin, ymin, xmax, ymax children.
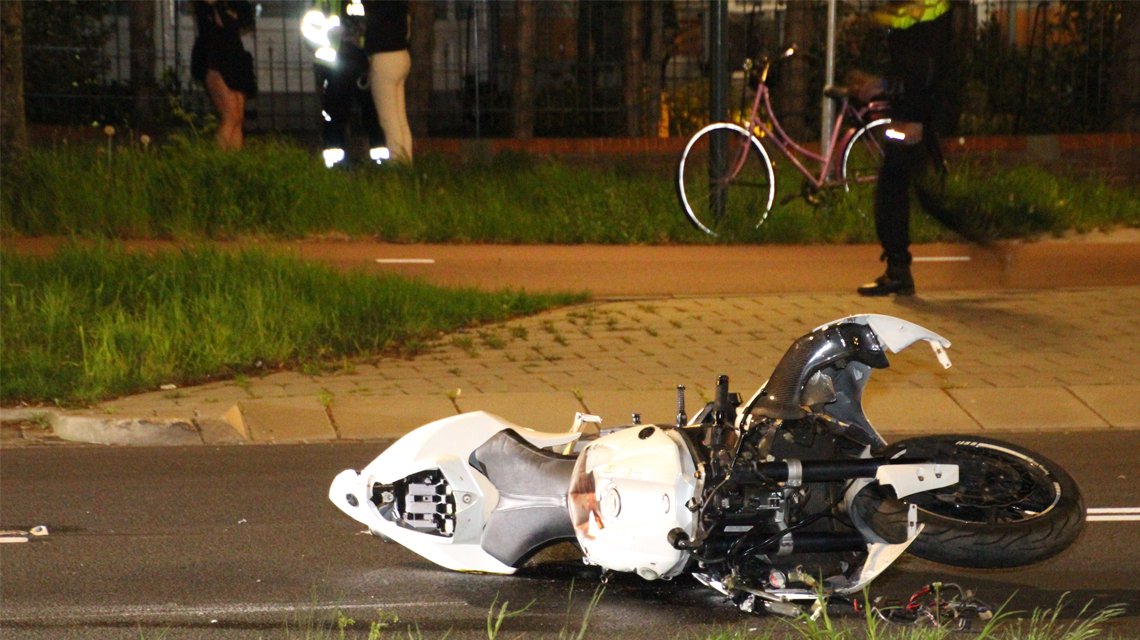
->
<box><xmin>364</xmin><ymin>0</ymin><xmax>412</xmax><ymax>164</ymax></box>
<box><xmin>191</xmin><ymin>0</ymin><xmax>257</xmax><ymax>151</ymax></box>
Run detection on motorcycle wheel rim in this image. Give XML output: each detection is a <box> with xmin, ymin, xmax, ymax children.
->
<box><xmin>905</xmin><ymin>440</ymin><xmax>1063</xmax><ymax>525</ymax></box>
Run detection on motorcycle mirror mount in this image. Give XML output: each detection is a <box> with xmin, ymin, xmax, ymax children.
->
<box><xmin>714</xmin><ymin>374</ymin><xmax>732</xmax><ymax>440</ymax></box>
<box><xmin>675</xmin><ymin>384</ymin><xmax>687</xmax><ymax>428</ymax></box>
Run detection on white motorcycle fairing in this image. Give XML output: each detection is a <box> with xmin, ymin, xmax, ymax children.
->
<box><xmin>568</xmin><ymin>425</ymin><xmax>701</xmax><ymax>581</ymax></box>
<box><xmin>329</xmin><ymin>411</ymin><xmax>581</xmax><ymax>574</ymax></box>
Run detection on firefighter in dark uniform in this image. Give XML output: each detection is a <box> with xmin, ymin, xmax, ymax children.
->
<box><xmin>302</xmin><ymin>0</ymin><xmax>389</xmax><ymax>168</ymax></box>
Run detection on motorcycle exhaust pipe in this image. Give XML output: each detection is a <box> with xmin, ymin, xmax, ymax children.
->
<box><xmin>763</xmin><ymin>532</ymin><xmax>867</xmax><ymax>555</ymax></box>
<box><xmin>669</xmin><ymin>528</ymin><xmax>866</xmax><ymax>554</ymax></box>
<box><xmin>745</xmin><ymin>458</ymin><xmax>913</xmax><ymax>485</ymax></box>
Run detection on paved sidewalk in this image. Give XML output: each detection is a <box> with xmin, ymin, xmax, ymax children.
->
<box><xmin>5</xmin><ymin>285</ymin><xmax>1138</xmax><ymax>447</ymax></box>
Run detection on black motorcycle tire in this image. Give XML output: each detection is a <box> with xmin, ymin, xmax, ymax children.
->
<box><xmin>855</xmin><ymin>435</ymin><xmax>1084</xmax><ymax>569</ymax></box>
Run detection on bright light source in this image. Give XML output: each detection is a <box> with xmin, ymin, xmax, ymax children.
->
<box><xmin>322</xmin><ymin>148</ymin><xmax>346</xmax><ymax>169</ymax></box>
<box><xmin>885</xmin><ymin>128</ymin><xmax>906</xmax><ymax>141</ymax></box>
<box><xmin>301</xmin><ymin>10</ymin><xmax>328</xmax><ymax>45</ymax></box>
<box><xmin>370</xmin><ymin>147</ymin><xmax>391</xmax><ymax>163</ymax></box>
<box><xmin>301</xmin><ymin>11</ymin><xmax>339</xmax><ymax>47</ymax></box>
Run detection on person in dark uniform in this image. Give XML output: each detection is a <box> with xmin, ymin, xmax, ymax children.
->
<box><xmin>302</xmin><ymin>0</ymin><xmax>388</xmax><ymax>168</ymax></box>
<box><xmin>191</xmin><ymin>0</ymin><xmax>257</xmax><ymax>150</ymax></box>
<box><xmin>853</xmin><ymin>0</ymin><xmax>954</xmax><ymax>296</ymax></box>
<box><xmin>365</xmin><ymin>0</ymin><xmax>412</xmax><ymax>164</ymax></box>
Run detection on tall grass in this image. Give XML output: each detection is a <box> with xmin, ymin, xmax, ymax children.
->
<box><xmin>220</xmin><ymin>591</ymin><xmax>1126</xmax><ymax>639</ymax></box>
<box><xmin>0</xmin><ymin>136</ymin><xmax>695</xmax><ymax>243</ymax></box>
<box><xmin>2</xmin><ymin>137</ymin><xmax>1135</xmax><ymax>244</ymax></box>
<box><xmin>0</xmin><ymin>243</ymin><xmax>585</xmax><ymax>405</ymax></box>
<box><xmin>930</xmin><ymin>163</ymin><xmax>1140</xmax><ymax>240</ymax></box>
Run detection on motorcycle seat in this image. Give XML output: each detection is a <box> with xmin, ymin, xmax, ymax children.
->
<box><xmin>469</xmin><ymin>430</ymin><xmax>578</xmax><ymax>567</ymax></box>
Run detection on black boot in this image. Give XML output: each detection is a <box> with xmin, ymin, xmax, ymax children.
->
<box><xmin>857</xmin><ymin>253</ymin><xmax>915</xmax><ymax>297</ymax></box>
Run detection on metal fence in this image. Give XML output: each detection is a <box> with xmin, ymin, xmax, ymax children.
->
<box><xmin>21</xmin><ymin>0</ymin><xmax>1128</xmax><ymax>139</ymax></box>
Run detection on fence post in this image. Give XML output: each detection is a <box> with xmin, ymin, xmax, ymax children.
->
<box><xmin>821</xmin><ymin>0</ymin><xmax>837</xmax><ymax>156</ymax></box>
<box><xmin>709</xmin><ymin>0</ymin><xmax>728</xmax><ymax>217</ymax></box>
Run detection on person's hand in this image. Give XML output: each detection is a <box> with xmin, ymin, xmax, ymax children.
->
<box><xmin>845</xmin><ymin>69</ymin><xmax>885</xmax><ymax>103</ymax></box>
<box><xmin>855</xmin><ymin>77</ymin><xmax>886</xmax><ymax>103</ymax></box>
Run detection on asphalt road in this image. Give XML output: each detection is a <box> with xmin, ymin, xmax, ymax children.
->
<box><xmin>2</xmin><ymin>430</ymin><xmax>1138</xmax><ymax>639</ymax></box>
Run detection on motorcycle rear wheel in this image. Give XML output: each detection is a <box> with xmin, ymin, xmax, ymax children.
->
<box><xmin>859</xmin><ymin>435</ymin><xmax>1084</xmax><ymax>568</ymax></box>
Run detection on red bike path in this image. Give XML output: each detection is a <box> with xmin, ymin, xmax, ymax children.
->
<box><xmin>5</xmin><ymin>230</ymin><xmax>1139</xmax><ymax>297</ymax></box>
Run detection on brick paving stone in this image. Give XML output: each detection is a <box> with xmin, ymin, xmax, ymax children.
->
<box><xmin>863</xmin><ymin>388</ymin><xmax>981</xmax><ymax>434</ymax></box>
<box><xmin>227</xmin><ymin>397</ymin><xmax>336</xmax><ymax>442</ymax></box>
<box><xmin>577</xmin><ymin>389</ymin><xmax>684</xmax><ymax>426</ymax></box>
<box><xmin>454</xmin><ymin>390</ymin><xmax>586</xmax><ymax>432</ymax></box>
<box><xmin>333</xmin><ymin>394</ymin><xmax>459</xmax><ymax>439</ymax></box>
<box><xmin>947</xmin><ymin>387</ymin><xmax>1110</xmax><ymax>431</ymax></box>
<box><xmin>1068</xmin><ymin>384</ymin><xmax>1140</xmax><ymax>428</ymax></box>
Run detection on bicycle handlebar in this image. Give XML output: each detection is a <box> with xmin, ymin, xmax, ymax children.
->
<box><xmin>743</xmin><ymin>44</ymin><xmax>797</xmax><ymax>87</ymax></box>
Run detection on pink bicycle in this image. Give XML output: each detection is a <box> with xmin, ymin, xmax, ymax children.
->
<box><xmin>677</xmin><ymin>48</ymin><xmax>892</xmax><ymax>236</ymax></box>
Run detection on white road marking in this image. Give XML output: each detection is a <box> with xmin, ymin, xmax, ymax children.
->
<box><xmin>1088</xmin><ymin>507</ymin><xmax>1140</xmax><ymax>522</ymax></box>
<box><xmin>375</xmin><ymin>258</ymin><xmax>435</xmax><ymax>264</ymax></box>
<box><xmin>913</xmin><ymin>256</ymin><xmax>971</xmax><ymax>263</ymax></box>
<box><xmin>0</xmin><ymin>600</ymin><xmax>470</xmax><ymax>623</ymax></box>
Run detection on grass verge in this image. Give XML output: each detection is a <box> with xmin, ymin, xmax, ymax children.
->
<box><xmin>0</xmin><ymin>243</ymin><xmax>585</xmax><ymax>405</ymax></box>
<box><xmin>2</xmin><ymin>137</ymin><xmax>1135</xmax><ymax>244</ymax></box>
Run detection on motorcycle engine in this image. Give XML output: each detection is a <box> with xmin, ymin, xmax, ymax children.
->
<box><xmin>684</xmin><ymin>414</ymin><xmax>871</xmax><ymax>600</ymax></box>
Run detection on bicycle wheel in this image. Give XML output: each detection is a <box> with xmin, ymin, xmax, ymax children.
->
<box><xmin>840</xmin><ymin>117</ymin><xmax>891</xmax><ymax>192</ymax></box>
<box><xmin>677</xmin><ymin>123</ymin><xmax>775</xmax><ymax>236</ymax></box>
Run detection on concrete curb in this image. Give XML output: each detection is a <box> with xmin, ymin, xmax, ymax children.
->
<box><xmin>0</xmin><ymin>408</ymin><xmax>247</xmax><ymax>447</ymax></box>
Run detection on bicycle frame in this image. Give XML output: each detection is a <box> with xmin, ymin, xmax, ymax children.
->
<box><xmin>677</xmin><ymin>52</ymin><xmax>895</xmax><ymax>236</ymax></box>
<box><xmin>731</xmin><ymin>59</ymin><xmax>889</xmax><ymax>192</ymax></box>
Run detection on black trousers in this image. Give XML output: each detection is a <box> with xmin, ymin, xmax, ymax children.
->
<box><xmin>318</xmin><ymin>44</ymin><xmax>383</xmax><ymax>150</ymax></box>
<box><xmin>875</xmin><ymin>139</ymin><xmax>930</xmax><ymax>262</ymax></box>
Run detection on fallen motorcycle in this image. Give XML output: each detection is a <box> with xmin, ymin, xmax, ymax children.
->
<box><xmin>329</xmin><ymin>314</ymin><xmax>1084</xmax><ymax>615</ymax></box>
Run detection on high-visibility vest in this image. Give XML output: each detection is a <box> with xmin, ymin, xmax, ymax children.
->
<box><xmin>872</xmin><ymin>0</ymin><xmax>951</xmax><ymax>30</ymax></box>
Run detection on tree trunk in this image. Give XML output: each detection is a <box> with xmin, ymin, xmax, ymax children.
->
<box><xmin>622</xmin><ymin>1</ymin><xmax>644</xmax><ymax>136</ymax></box>
<box><xmin>512</xmin><ymin>0</ymin><xmax>536</xmax><ymax>139</ymax></box>
<box><xmin>777</xmin><ymin>1</ymin><xmax>816</xmax><ymax>141</ymax></box>
<box><xmin>129</xmin><ymin>0</ymin><xmax>158</xmax><ymax>130</ymax></box>
<box><xmin>1</xmin><ymin>0</ymin><xmax>26</xmax><ymax>161</ymax></box>
<box><xmin>1108</xmin><ymin>1</ymin><xmax>1140</xmax><ymax>132</ymax></box>
<box><xmin>408</xmin><ymin>0</ymin><xmax>436</xmax><ymax>138</ymax></box>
